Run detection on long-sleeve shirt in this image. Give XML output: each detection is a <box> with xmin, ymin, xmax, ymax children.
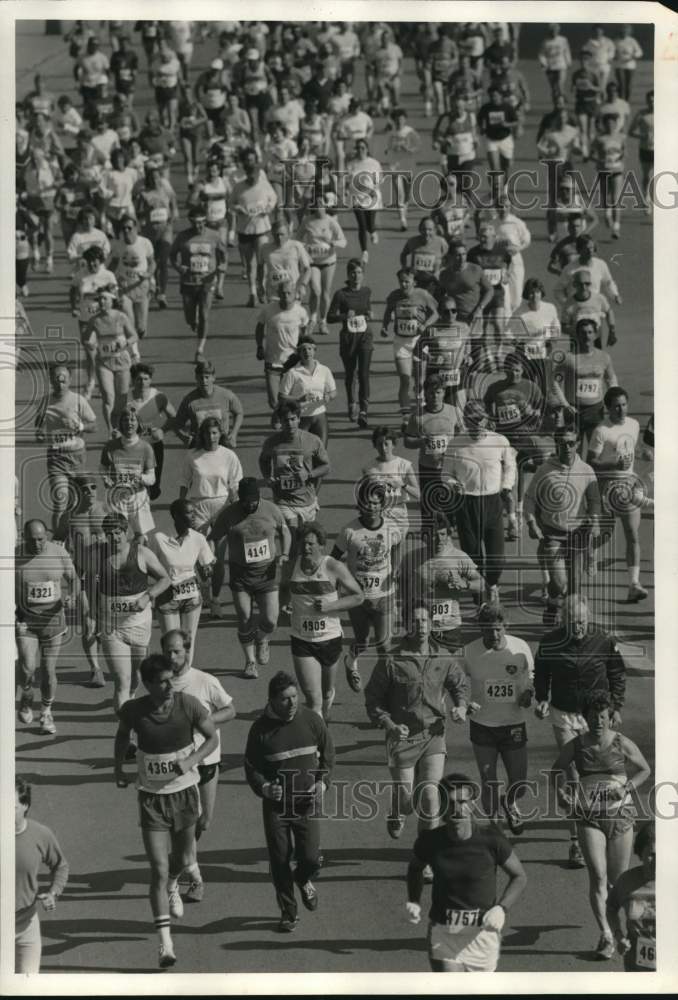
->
<box><xmin>444</xmin><ymin>431</ymin><xmax>516</xmax><ymax>496</ymax></box>
<box><xmin>244</xmin><ymin>705</ymin><xmax>334</xmax><ymax>809</ymax></box>
<box><xmin>524</xmin><ymin>454</ymin><xmax>601</xmax><ymax>535</ymax></box>
<box><xmin>364</xmin><ymin>637</ymin><xmax>469</xmax><ymax>736</ymax></box>
<box><xmin>534</xmin><ymin>626</ymin><xmax>626</xmax><ymax>713</ymax></box>
<box><xmin>16</xmin><ymin>819</ymin><xmax>69</xmax><ymax>932</ymax></box>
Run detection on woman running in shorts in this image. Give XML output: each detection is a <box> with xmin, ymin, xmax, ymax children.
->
<box><xmin>289</xmin><ymin>521</ymin><xmax>364</xmax><ymax>719</ymax></box>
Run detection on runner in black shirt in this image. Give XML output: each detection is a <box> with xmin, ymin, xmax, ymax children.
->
<box><xmin>327</xmin><ymin>259</ymin><xmax>374</xmax><ymax>428</ymax></box>
<box><xmin>406</xmin><ymin>772</ymin><xmax>527</xmax><ymax>971</ymax></box>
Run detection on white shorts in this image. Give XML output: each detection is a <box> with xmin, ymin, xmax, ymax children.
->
<box><xmin>109</xmin><ymin>491</ymin><xmax>155</xmax><ymax>536</ymax></box>
<box><xmin>486</xmin><ymin>136</ymin><xmax>515</xmax><ymax>160</ymax></box>
<box><xmin>394</xmin><ymin>336</ymin><xmax>420</xmax><ymax>364</ymax></box>
<box><xmin>278</xmin><ymin>500</ymin><xmax>319</xmax><ymax>529</ymax></box>
<box><xmin>551</xmin><ymin>706</ymin><xmax>589</xmax><ymax>746</ymax></box>
<box><xmin>100</xmin><ymin>605</ymin><xmax>152</xmax><ymax>651</ymax></box>
<box><xmin>428</xmin><ymin>920</ymin><xmax>501</xmax><ymax>971</ymax></box>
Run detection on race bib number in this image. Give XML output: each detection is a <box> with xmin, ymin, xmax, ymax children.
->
<box><xmin>207</xmin><ymin>201</ymin><xmax>226</xmax><ymax>222</ymax></box>
<box><xmin>497</xmin><ymin>403</ymin><xmax>521</xmax><ymax>424</ymax></box>
<box><xmin>190</xmin><ymin>256</ymin><xmax>210</xmax><ymax>274</ymax></box>
<box><xmin>355</xmin><ymin>572</ymin><xmax>383</xmax><ymax>596</ymax></box>
<box><xmin>445</xmin><ymin>908</ymin><xmax>481</xmax><ymax>931</ymax></box>
<box><xmin>150</xmin><ymin>207</ymin><xmax>168</xmax><ymax>224</ymax></box>
<box><xmin>121</xmin><ymin>266</ymin><xmax>142</xmax><ymax>284</ymax></box>
<box><xmin>114</xmin><ymin>467</ymin><xmax>139</xmax><ymax>486</ymax></box>
<box><xmin>84</xmin><ymin>298</ymin><xmax>100</xmax><ymax>316</ymax></box>
<box><xmin>488</xmin><ymin>111</ymin><xmax>505</xmax><ymax>126</ymax></box>
<box><xmin>244</xmin><ymin>538</ymin><xmax>271</xmax><ymax>564</ymax></box>
<box><xmin>108</xmin><ymin>597</ymin><xmax>137</xmax><ymax>615</ymax></box>
<box><xmin>119</xmin><ymin>68</ymin><xmax>133</xmax><ymax>81</ymax></box>
<box><xmin>440</xmin><ymin>369</ymin><xmax>460</xmax><ymax>387</ymax></box>
<box><xmin>431</xmin><ymin>600</ymin><xmax>453</xmax><ymax>626</ymax></box>
<box><xmin>247</xmin><ymin>202</ymin><xmax>266</xmax><ymax>217</ymax></box>
<box><xmin>308</xmin><ymin>241</ymin><xmax>331</xmax><ymax>260</ymax></box>
<box><xmin>301</xmin><ymin>618</ymin><xmax>327</xmax><ymax>636</ymax></box>
<box><xmin>425</xmin><ymin>435</ymin><xmax>449</xmax><ymax>455</ymax></box>
<box><xmin>484</xmin><ymin>268</ymin><xmax>502</xmax><ymax>285</ymax></box>
<box><xmin>636</xmin><ymin>937</ymin><xmax>656</xmax><ymax>970</ymax></box>
<box><xmin>158</xmin><ymin>73</ymin><xmax>177</xmax><ymax>88</ymax></box>
<box><xmin>524</xmin><ymin>340</ymin><xmax>546</xmax><ymax>359</ymax></box>
<box><xmin>485</xmin><ymin>680</ymin><xmax>515</xmax><ymax>701</ymax></box>
<box><xmin>396</xmin><ymin>318</ymin><xmax>419</xmax><ymax>337</ymax></box>
<box><xmin>172</xmin><ymin>577</ymin><xmax>199</xmax><ymax>599</ymax></box>
<box><xmin>50</xmin><ymin>430</ymin><xmax>77</xmax><ymax>446</ymax></box>
<box><xmin>99</xmin><ymin>340</ymin><xmax>121</xmax><ymax>355</ymax></box>
<box><xmin>270</xmin><ymin>268</ymin><xmax>292</xmax><ymax>285</ymax></box>
<box><xmin>196</xmin><ymin>408</ymin><xmax>222</xmax><ymax>425</ymax></box>
<box><xmin>576</xmin><ymin>378</ymin><xmax>601</xmax><ymax>401</ymax></box>
<box><xmin>413</xmin><ymin>252</ymin><xmax>436</xmax><ymax>273</ymax></box>
<box><xmin>449</xmin><ymin>132</ymin><xmax>474</xmax><ymax>156</ymax></box>
<box><xmin>143</xmin><ymin>751</ymin><xmax>179</xmax><ymax>781</ymax></box>
<box><xmin>279</xmin><ymin>474</ymin><xmax>300</xmax><ymax>491</ymax></box>
<box><xmin>25</xmin><ymin>580</ymin><xmax>57</xmax><ymax>605</ymax></box>
<box><xmin>347</xmin><ymin>315</ymin><xmax>367</xmax><ymax>333</ymax></box>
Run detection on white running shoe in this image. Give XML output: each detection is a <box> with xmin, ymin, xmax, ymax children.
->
<box><xmin>168</xmin><ymin>888</ymin><xmax>184</xmax><ymax>919</ymax></box>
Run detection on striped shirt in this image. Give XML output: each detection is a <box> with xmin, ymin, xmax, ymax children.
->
<box><xmin>244</xmin><ymin>705</ymin><xmax>334</xmax><ymax>805</ymax></box>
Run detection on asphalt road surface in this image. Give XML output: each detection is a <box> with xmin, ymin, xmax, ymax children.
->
<box><xmin>14</xmin><ymin>22</ymin><xmax>654</xmax><ymax>974</ymax></box>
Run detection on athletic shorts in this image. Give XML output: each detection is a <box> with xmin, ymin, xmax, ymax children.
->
<box><xmin>428</xmin><ymin>920</ymin><xmax>501</xmax><ymax>971</ymax></box>
<box><xmin>16</xmin><ymin>611</ymin><xmax>67</xmax><ymax>643</ymax></box>
<box><xmin>138</xmin><ymin>784</ymin><xmax>201</xmax><ymax>831</ymax></box>
<box><xmin>470</xmin><ymin>720</ymin><xmax>527</xmax><ymax>750</ymax></box>
<box><xmin>550</xmin><ymin>706</ymin><xmax>588</xmax><ymax>746</ymax></box>
<box><xmin>575</xmin><ymin>98</ymin><xmax>599</xmax><ymax>116</ymax></box>
<box><xmin>486</xmin><ymin>135</ymin><xmax>514</xmax><ymax>159</ymax></box>
<box><xmin>277</xmin><ymin>501</ymin><xmax>319</xmax><ymax>530</ymax></box>
<box><xmin>576</xmin><ymin>807</ymin><xmax>635</xmax><ymax>841</ymax></box>
<box><xmin>238</xmin><ymin>231</ymin><xmax>270</xmax><ymax>247</ymax></box>
<box><xmin>290</xmin><ymin>634</ymin><xmax>343</xmax><ymax>667</ymax></box>
<box><xmin>229</xmin><ymin>561</ymin><xmax>278</xmax><ymax>594</ymax></box>
<box><xmin>100</xmin><ymin>606</ymin><xmax>152</xmax><ymax>648</ymax></box>
<box><xmin>349</xmin><ymin>594</ymin><xmax>394</xmax><ymax>620</ymax></box>
<box><xmin>198</xmin><ymin>762</ymin><xmax>219</xmax><ymax>785</ymax></box>
<box><xmin>386</xmin><ymin>729</ymin><xmax>446</xmax><ymax>769</ymax></box>
<box><xmin>394</xmin><ymin>336</ymin><xmax>420</xmax><ymax>362</ymax></box>
<box><xmin>600</xmin><ymin>475</ymin><xmax>645</xmax><ymax>516</ymax></box>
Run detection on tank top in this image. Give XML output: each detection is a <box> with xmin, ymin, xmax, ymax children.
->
<box><xmin>574</xmin><ymin>732</ymin><xmax>628</xmax><ymax>816</ymax></box>
<box><xmin>574</xmin><ymin>732</ymin><xmax>626</xmax><ymax>776</ymax></box>
<box><xmin>290</xmin><ymin>555</ymin><xmax>342</xmax><ymax>642</ymax></box>
<box><xmin>99</xmin><ymin>542</ymin><xmax>148</xmax><ymax>597</ymax></box>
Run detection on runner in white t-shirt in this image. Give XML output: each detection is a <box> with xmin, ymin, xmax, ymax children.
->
<box><xmin>256</xmin><ymin>283</ymin><xmax>309</xmax><ymax>410</ymax></box>
<box><xmin>278</xmin><ymin>337</ymin><xmax>337</xmax><ymax>446</ymax></box>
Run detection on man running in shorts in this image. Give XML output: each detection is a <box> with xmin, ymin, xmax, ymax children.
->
<box><xmin>460</xmin><ymin>603</ymin><xmax>534</xmax><ymax>833</ymax></box>
<box><xmin>210</xmin><ymin>478</ymin><xmax>292</xmax><ymax>679</ymax></box>
<box><xmin>406</xmin><ymin>771</ymin><xmax>527</xmax><ymax>971</ymax></box>
<box><xmin>159</xmin><ymin>630</ymin><xmax>236</xmax><ymax>900</ymax></box>
<box><xmin>16</xmin><ymin>520</ymin><xmax>81</xmax><ymax>736</ymax></box>
<box><xmin>381</xmin><ymin>267</ymin><xmax>439</xmax><ymax>427</ymax></box>
<box><xmin>255</xmin><ymin>282</ymin><xmax>309</xmax><ymax>413</ymax></box>
<box><xmin>174</xmin><ymin>360</ymin><xmax>244</xmax><ymax>449</ymax></box>
<box><xmin>331</xmin><ymin>481</ymin><xmax>401</xmax><ymax>693</ymax></box>
<box><xmin>114</xmin><ymin>652</ymin><xmax>218</xmax><ymax>968</ymax></box>
<box><xmin>170</xmin><ymin>204</ymin><xmax>227</xmax><ymax>362</ymax></box>
<box><xmin>258</xmin><ymin>400</ymin><xmax>331</xmax><ymax>609</ymax></box>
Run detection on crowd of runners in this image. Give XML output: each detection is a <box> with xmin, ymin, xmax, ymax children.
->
<box><xmin>15</xmin><ymin>19</ymin><xmax>656</xmax><ymax>974</ymax></box>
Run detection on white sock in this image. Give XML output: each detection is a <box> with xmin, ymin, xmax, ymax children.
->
<box><xmin>167</xmin><ymin>875</ymin><xmax>180</xmax><ymax>894</ymax></box>
<box><xmin>155</xmin><ymin>916</ymin><xmax>172</xmax><ymax>947</ymax></box>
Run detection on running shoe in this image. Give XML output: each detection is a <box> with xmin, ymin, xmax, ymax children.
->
<box><xmin>20</xmin><ymin>285</ymin><xmax>29</xmax><ymax>297</ymax></box>
<box><xmin>422</xmin><ymin>864</ymin><xmax>434</xmax><ymax>884</ymax></box>
<box><xmin>243</xmin><ymin>661</ymin><xmax>259</xmax><ymax>679</ymax></box>
<box><xmin>357</xmin><ymin>411</ymin><xmax>368</xmax><ymax>429</ymax></box>
<box><xmin>371</xmin><ymin>232</ymin><xmax>379</xmax><ymax>245</ymax></box>
<box><xmin>46</xmin><ymin>255</ymin><xmax>54</xmax><ymax>274</ymax></box>
<box><xmin>88</xmin><ymin>669</ymin><xmax>106</xmax><ymax>688</ymax></box>
<box><xmin>596</xmin><ymin>934</ymin><xmax>615</xmax><ymax>960</ymax></box>
<box><xmin>168</xmin><ymin>888</ymin><xmax>184</xmax><ymax>918</ymax></box>
<box><xmin>185</xmin><ymin>880</ymin><xmax>204</xmax><ymax>903</ymax></box>
<box><xmin>215</xmin><ymin>290</ymin><xmax>224</xmax><ymax>300</ymax></box>
<box><xmin>501</xmin><ymin>797</ymin><xmax>525</xmax><ymax>835</ymax></box>
<box><xmin>317</xmin><ymin>320</ymin><xmax>329</xmax><ymax>336</ymax></box>
<box><xmin>278</xmin><ymin>911</ymin><xmax>299</xmax><ymax>932</ymax></box>
<box><xmin>157</xmin><ymin>294</ymin><xmax>168</xmax><ymax>309</ymax></box>
<box><xmin>361</xmin><ymin>250</ymin><xmax>369</xmax><ymax>265</ymax></box>
<box><xmin>348</xmin><ymin>403</ymin><xmax>359</xmax><ymax>422</ymax></box>
<box><xmin>18</xmin><ymin>694</ymin><xmax>33</xmax><ymax>725</ymax></box>
<box><xmin>343</xmin><ymin>653</ymin><xmax>362</xmax><ymax>693</ymax></box>
<box><xmin>39</xmin><ymin>710</ymin><xmax>56</xmax><ymax>735</ymax></box>
<box><xmin>568</xmin><ymin>841</ymin><xmax>586</xmax><ymax>869</ymax></box>
<box><xmin>387</xmin><ymin>817</ymin><xmax>405</xmax><ymax>839</ymax></box>
<box><xmin>627</xmin><ymin>583</ymin><xmax>648</xmax><ymax>602</ymax></box>
<box><xmin>255</xmin><ymin>637</ymin><xmax>270</xmax><ymax>665</ymax></box>
<box><xmin>296</xmin><ymin>879</ymin><xmax>318</xmax><ymax>911</ymax></box>
<box><xmin>159</xmin><ymin>943</ymin><xmax>177</xmax><ymax>968</ymax></box>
